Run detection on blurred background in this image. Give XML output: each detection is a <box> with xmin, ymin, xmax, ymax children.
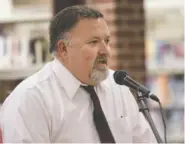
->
<box><xmin>0</xmin><ymin>0</ymin><xmax>184</xmax><ymax>143</ymax></box>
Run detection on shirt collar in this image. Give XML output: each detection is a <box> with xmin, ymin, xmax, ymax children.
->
<box><xmin>52</xmin><ymin>58</ymin><xmax>82</xmax><ymax>99</ymax></box>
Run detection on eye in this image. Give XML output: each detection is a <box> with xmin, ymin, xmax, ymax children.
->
<box><xmin>88</xmin><ymin>40</ymin><xmax>99</xmax><ymax>45</ymax></box>
<box><xmin>105</xmin><ymin>39</ymin><xmax>110</xmax><ymax>44</ymax></box>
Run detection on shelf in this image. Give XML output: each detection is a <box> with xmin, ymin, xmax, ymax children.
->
<box><xmin>147</xmin><ymin>68</ymin><xmax>184</xmax><ymax>75</ymax></box>
<box><xmin>144</xmin><ymin>0</ymin><xmax>184</xmax><ymax>9</ymax></box>
<box><xmin>0</xmin><ymin>64</ymin><xmax>44</xmax><ymax>80</ymax></box>
<box><xmin>0</xmin><ymin>13</ymin><xmax>52</xmax><ymax>24</ymax></box>
<box><xmin>167</xmin><ymin>135</ymin><xmax>184</xmax><ymax>143</ymax></box>
<box><xmin>151</xmin><ymin>105</ymin><xmax>184</xmax><ymax>111</ymax></box>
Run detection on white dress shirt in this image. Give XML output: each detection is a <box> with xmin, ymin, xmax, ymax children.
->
<box><xmin>0</xmin><ymin>58</ymin><xmax>157</xmax><ymax>143</ymax></box>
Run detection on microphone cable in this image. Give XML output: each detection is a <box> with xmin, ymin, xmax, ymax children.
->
<box><xmin>150</xmin><ymin>95</ymin><xmax>167</xmax><ymax>144</ymax></box>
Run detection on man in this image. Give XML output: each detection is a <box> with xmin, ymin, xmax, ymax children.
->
<box><xmin>0</xmin><ymin>5</ymin><xmax>157</xmax><ymax>143</ymax></box>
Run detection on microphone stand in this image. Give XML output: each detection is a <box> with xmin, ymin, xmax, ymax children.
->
<box><xmin>136</xmin><ymin>91</ymin><xmax>163</xmax><ymax>143</ymax></box>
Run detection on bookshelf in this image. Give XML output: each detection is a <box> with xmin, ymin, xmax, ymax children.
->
<box><xmin>145</xmin><ymin>0</ymin><xmax>184</xmax><ymax>143</ymax></box>
<box><xmin>0</xmin><ymin>1</ymin><xmax>52</xmax><ymax>69</ymax></box>
<box><xmin>0</xmin><ymin>0</ymin><xmax>52</xmax><ymax>102</ymax></box>
<box><xmin>147</xmin><ymin>69</ymin><xmax>184</xmax><ymax>75</ymax></box>
<box><xmin>0</xmin><ymin>64</ymin><xmax>44</xmax><ymax>80</ymax></box>
<box><xmin>0</xmin><ymin>13</ymin><xmax>51</xmax><ymax>23</ymax></box>
<box><xmin>144</xmin><ymin>0</ymin><xmax>184</xmax><ymax>9</ymax></box>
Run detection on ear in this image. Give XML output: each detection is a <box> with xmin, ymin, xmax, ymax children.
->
<box><xmin>57</xmin><ymin>39</ymin><xmax>68</xmax><ymax>59</ymax></box>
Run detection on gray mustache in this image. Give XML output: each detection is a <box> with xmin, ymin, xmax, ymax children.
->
<box><xmin>95</xmin><ymin>56</ymin><xmax>108</xmax><ymax>64</ymax></box>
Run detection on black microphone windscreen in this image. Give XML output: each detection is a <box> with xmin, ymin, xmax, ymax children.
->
<box><xmin>113</xmin><ymin>70</ymin><xmax>128</xmax><ymax>85</ymax></box>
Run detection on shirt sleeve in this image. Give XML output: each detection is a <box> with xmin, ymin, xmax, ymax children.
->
<box><xmin>126</xmin><ymin>88</ymin><xmax>158</xmax><ymax>143</ymax></box>
<box><xmin>0</xmin><ymin>88</ymin><xmax>51</xmax><ymax>143</ymax></box>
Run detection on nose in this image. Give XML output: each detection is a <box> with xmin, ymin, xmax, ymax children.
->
<box><xmin>99</xmin><ymin>41</ymin><xmax>110</xmax><ymax>55</ymax></box>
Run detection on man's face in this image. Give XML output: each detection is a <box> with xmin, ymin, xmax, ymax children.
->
<box><xmin>58</xmin><ymin>18</ymin><xmax>111</xmax><ymax>85</ymax></box>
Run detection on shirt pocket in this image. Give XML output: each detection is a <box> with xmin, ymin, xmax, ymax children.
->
<box><xmin>108</xmin><ymin>116</ymin><xmax>132</xmax><ymax>143</ymax></box>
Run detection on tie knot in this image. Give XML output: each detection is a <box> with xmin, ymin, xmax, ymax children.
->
<box><xmin>81</xmin><ymin>85</ymin><xmax>99</xmax><ymax>103</ymax></box>
<box><xmin>81</xmin><ymin>85</ymin><xmax>94</xmax><ymax>94</ymax></box>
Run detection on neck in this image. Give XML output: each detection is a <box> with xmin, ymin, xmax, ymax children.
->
<box><xmin>56</xmin><ymin>57</ymin><xmax>97</xmax><ymax>85</ymax></box>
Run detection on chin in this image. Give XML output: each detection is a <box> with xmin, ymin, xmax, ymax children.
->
<box><xmin>90</xmin><ymin>67</ymin><xmax>109</xmax><ymax>84</ymax></box>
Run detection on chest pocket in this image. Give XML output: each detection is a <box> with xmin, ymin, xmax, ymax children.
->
<box><xmin>108</xmin><ymin>116</ymin><xmax>132</xmax><ymax>143</ymax></box>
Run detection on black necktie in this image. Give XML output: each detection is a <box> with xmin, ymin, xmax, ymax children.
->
<box><xmin>81</xmin><ymin>85</ymin><xmax>115</xmax><ymax>143</ymax></box>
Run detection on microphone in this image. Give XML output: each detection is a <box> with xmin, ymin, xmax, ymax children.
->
<box><xmin>113</xmin><ymin>71</ymin><xmax>165</xmax><ymax>143</ymax></box>
<box><xmin>113</xmin><ymin>70</ymin><xmax>150</xmax><ymax>97</ymax></box>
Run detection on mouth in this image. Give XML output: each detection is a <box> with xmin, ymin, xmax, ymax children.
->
<box><xmin>98</xmin><ymin>57</ymin><xmax>108</xmax><ymax>64</ymax></box>
<box><xmin>95</xmin><ymin>60</ymin><xmax>108</xmax><ymax>70</ymax></box>
<box><xmin>93</xmin><ymin>56</ymin><xmax>109</xmax><ymax>70</ymax></box>
<box><xmin>98</xmin><ymin>60</ymin><xmax>107</xmax><ymax>64</ymax></box>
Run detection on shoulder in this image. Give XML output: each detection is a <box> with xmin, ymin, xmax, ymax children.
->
<box><xmin>1</xmin><ymin>62</ymin><xmax>55</xmax><ymax>114</ymax></box>
<box><xmin>17</xmin><ymin>62</ymin><xmax>54</xmax><ymax>90</ymax></box>
<box><xmin>11</xmin><ymin>61</ymin><xmax>55</xmax><ymax>96</ymax></box>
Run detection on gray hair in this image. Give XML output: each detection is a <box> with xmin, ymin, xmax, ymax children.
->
<box><xmin>49</xmin><ymin>5</ymin><xmax>104</xmax><ymax>53</ymax></box>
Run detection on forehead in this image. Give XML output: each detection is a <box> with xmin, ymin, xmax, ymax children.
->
<box><xmin>69</xmin><ymin>18</ymin><xmax>110</xmax><ymax>39</ymax></box>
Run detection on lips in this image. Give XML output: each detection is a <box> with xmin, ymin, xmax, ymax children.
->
<box><xmin>98</xmin><ymin>60</ymin><xmax>107</xmax><ymax>65</ymax></box>
<box><xmin>94</xmin><ymin>56</ymin><xmax>108</xmax><ymax>68</ymax></box>
<box><xmin>98</xmin><ymin>57</ymin><xmax>108</xmax><ymax>64</ymax></box>
<box><xmin>99</xmin><ymin>60</ymin><xmax>106</xmax><ymax>63</ymax></box>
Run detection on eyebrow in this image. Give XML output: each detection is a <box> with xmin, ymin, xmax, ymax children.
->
<box><xmin>89</xmin><ymin>35</ymin><xmax>111</xmax><ymax>40</ymax></box>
